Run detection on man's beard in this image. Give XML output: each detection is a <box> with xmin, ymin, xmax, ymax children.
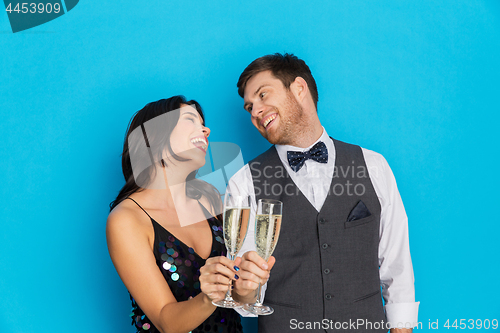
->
<box><xmin>265</xmin><ymin>92</ymin><xmax>305</xmax><ymax>146</ymax></box>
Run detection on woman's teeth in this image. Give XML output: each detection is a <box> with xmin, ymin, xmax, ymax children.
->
<box><xmin>190</xmin><ymin>137</ymin><xmax>208</xmax><ymax>150</ymax></box>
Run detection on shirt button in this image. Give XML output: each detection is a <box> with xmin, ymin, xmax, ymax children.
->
<box><xmin>322</xmin><ymin>243</ymin><xmax>328</xmax><ymax>249</ymax></box>
<box><xmin>325</xmin><ymin>294</ymin><xmax>332</xmax><ymax>300</ymax></box>
<box><xmin>324</xmin><ymin>268</ymin><xmax>330</xmax><ymax>274</ymax></box>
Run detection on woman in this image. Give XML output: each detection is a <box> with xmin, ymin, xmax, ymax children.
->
<box><xmin>107</xmin><ymin>96</ymin><xmax>243</xmax><ymax>333</ymax></box>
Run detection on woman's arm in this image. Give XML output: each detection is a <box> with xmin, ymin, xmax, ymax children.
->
<box><xmin>106</xmin><ymin>207</ymin><xmax>237</xmax><ymax>333</ymax></box>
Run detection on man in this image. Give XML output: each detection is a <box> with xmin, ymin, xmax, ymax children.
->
<box><xmin>230</xmin><ymin>53</ymin><xmax>419</xmax><ymax>332</ymax></box>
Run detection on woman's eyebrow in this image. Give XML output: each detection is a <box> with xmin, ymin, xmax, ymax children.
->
<box><xmin>182</xmin><ymin>111</ymin><xmax>199</xmax><ymax>118</ymax></box>
<box><xmin>182</xmin><ymin>111</ymin><xmax>204</xmax><ymax>125</ymax></box>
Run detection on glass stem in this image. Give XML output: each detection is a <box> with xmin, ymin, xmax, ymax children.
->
<box><xmin>224</xmin><ymin>254</ymin><xmax>235</xmax><ymax>301</ymax></box>
<box><xmin>255</xmin><ymin>282</ymin><xmax>263</xmax><ymax>306</ymax></box>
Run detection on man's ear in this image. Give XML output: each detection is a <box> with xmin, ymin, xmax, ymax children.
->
<box><xmin>290</xmin><ymin>76</ymin><xmax>309</xmax><ymax>103</ymax></box>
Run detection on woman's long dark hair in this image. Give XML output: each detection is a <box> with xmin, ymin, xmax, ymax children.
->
<box><xmin>109</xmin><ymin>96</ymin><xmax>221</xmax><ymax>213</ymax></box>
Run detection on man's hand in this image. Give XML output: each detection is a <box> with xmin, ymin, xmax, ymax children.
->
<box><xmin>232</xmin><ymin>251</ymin><xmax>276</xmax><ymax>302</ymax></box>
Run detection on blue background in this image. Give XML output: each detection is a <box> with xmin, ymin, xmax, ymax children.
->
<box><xmin>1</xmin><ymin>1</ymin><xmax>499</xmax><ymax>332</ymax></box>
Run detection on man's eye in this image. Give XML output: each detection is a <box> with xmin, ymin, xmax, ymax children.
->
<box><xmin>260</xmin><ymin>92</ymin><xmax>266</xmax><ymax>98</ymax></box>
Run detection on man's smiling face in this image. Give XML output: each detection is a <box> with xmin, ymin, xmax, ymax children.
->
<box><xmin>243</xmin><ymin>71</ymin><xmax>305</xmax><ymax>145</ymax></box>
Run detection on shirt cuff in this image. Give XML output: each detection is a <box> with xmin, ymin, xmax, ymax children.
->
<box><xmin>385</xmin><ymin>302</ymin><xmax>420</xmax><ymax>328</ymax></box>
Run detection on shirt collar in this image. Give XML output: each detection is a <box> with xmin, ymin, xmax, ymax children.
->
<box><xmin>275</xmin><ymin>127</ymin><xmax>334</xmax><ymax>162</ymax></box>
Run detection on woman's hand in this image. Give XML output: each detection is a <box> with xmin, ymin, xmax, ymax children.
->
<box><xmin>199</xmin><ymin>256</ymin><xmax>239</xmax><ymax>303</ymax></box>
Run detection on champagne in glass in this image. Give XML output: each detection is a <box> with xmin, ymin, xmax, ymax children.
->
<box><xmin>212</xmin><ymin>193</ymin><xmax>250</xmax><ymax>308</ymax></box>
<box><xmin>223</xmin><ymin>207</ymin><xmax>250</xmax><ymax>257</ymax></box>
<box><xmin>244</xmin><ymin>199</ymin><xmax>282</xmax><ymax>315</ymax></box>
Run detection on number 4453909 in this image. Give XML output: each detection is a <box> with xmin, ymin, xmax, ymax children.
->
<box><xmin>5</xmin><ymin>3</ymin><xmax>62</xmax><ymax>14</ymax></box>
<box><xmin>444</xmin><ymin>319</ymin><xmax>498</xmax><ymax>329</ymax></box>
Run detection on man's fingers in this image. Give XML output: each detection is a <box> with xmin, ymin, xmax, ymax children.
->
<box><xmin>242</xmin><ymin>251</ymin><xmax>269</xmax><ymax>270</ymax></box>
<box><xmin>238</xmin><ymin>258</ymin><xmax>269</xmax><ymax>279</ymax></box>
<box><xmin>267</xmin><ymin>256</ymin><xmax>276</xmax><ymax>270</ymax></box>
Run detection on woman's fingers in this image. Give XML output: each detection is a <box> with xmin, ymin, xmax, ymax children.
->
<box><xmin>201</xmin><ymin>256</ymin><xmax>239</xmax><ymax>281</ymax></box>
<box><xmin>199</xmin><ymin>256</ymin><xmax>240</xmax><ymax>301</ymax></box>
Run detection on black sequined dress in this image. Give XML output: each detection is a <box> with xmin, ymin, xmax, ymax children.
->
<box><xmin>127</xmin><ymin>198</ymin><xmax>243</xmax><ymax>333</ymax></box>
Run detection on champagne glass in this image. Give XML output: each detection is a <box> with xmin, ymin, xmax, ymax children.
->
<box><xmin>243</xmin><ymin>199</ymin><xmax>282</xmax><ymax>315</ymax></box>
<box><xmin>212</xmin><ymin>192</ymin><xmax>250</xmax><ymax>308</ymax></box>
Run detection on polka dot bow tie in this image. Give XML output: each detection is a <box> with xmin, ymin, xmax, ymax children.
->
<box><xmin>287</xmin><ymin>141</ymin><xmax>328</xmax><ymax>172</ymax></box>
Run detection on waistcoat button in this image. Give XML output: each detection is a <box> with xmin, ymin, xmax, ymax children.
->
<box><xmin>319</xmin><ymin>218</ymin><xmax>326</xmax><ymax>224</ymax></box>
<box><xmin>324</xmin><ymin>268</ymin><xmax>330</xmax><ymax>274</ymax></box>
<box><xmin>322</xmin><ymin>243</ymin><xmax>328</xmax><ymax>249</ymax></box>
<box><xmin>325</xmin><ymin>293</ymin><xmax>332</xmax><ymax>300</ymax></box>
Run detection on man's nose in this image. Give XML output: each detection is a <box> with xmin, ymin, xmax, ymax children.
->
<box><xmin>251</xmin><ymin>102</ymin><xmax>265</xmax><ymax>118</ymax></box>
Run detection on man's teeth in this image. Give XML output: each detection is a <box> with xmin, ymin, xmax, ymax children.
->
<box><xmin>263</xmin><ymin>114</ymin><xmax>277</xmax><ymax>128</ymax></box>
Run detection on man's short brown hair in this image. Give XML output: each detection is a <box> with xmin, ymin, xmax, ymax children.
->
<box><xmin>237</xmin><ymin>53</ymin><xmax>318</xmax><ymax>109</ymax></box>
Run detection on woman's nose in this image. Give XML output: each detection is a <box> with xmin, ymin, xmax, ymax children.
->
<box><xmin>202</xmin><ymin>126</ymin><xmax>210</xmax><ymax>138</ymax></box>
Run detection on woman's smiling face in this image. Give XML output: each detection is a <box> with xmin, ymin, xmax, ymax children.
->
<box><xmin>168</xmin><ymin>104</ymin><xmax>210</xmax><ymax>167</ymax></box>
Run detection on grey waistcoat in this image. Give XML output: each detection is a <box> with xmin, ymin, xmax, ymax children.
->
<box><xmin>249</xmin><ymin>139</ymin><xmax>387</xmax><ymax>333</ymax></box>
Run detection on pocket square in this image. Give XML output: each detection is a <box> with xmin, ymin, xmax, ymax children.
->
<box><xmin>347</xmin><ymin>200</ymin><xmax>371</xmax><ymax>221</ymax></box>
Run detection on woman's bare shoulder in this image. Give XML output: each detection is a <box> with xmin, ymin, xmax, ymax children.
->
<box><xmin>107</xmin><ymin>199</ymin><xmax>152</xmax><ymax>238</ymax></box>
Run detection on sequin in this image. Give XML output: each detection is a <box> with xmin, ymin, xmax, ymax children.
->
<box><xmin>216</xmin><ymin>236</ymin><xmax>224</xmax><ymax>244</ymax></box>
<box><xmin>159</xmin><ymin>246</ymin><xmax>166</xmax><ymax>254</ymax></box>
<box><xmin>166</xmin><ymin>241</ymin><xmax>173</xmax><ymax>247</ymax></box>
<box><xmin>189</xmin><ymin>254</ymin><xmax>195</xmax><ymax>261</ymax></box>
<box><xmin>212</xmin><ymin>225</ymin><xmax>218</xmax><ymax>231</ymax></box>
<box><xmin>169</xmin><ymin>265</ymin><xmax>177</xmax><ymax>273</ymax></box>
<box><xmin>167</xmin><ymin>257</ymin><xmax>174</xmax><ymax>264</ymax></box>
<box><xmin>193</xmin><ymin>281</ymin><xmax>200</xmax><ymax>289</ymax></box>
<box><xmin>159</xmin><ymin>241</ymin><xmax>165</xmax><ymax>247</ymax></box>
<box><xmin>172</xmin><ymin>251</ymin><xmax>179</xmax><ymax>258</ymax></box>
<box><xmin>175</xmin><ymin>258</ymin><xmax>183</xmax><ymax>266</ymax></box>
<box><xmin>185</xmin><ymin>260</ymin><xmax>191</xmax><ymax>267</ymax></box>
<box><xmin>188</xmin><ymin>247</ymin><xmax>195</xmax><ymax>254</ymax></box>
<box><xmin>168</xmin><ymin>235</ymin><xmax>175</xmax><ymax>242</ymax></box>
<box><xmin>167</xmin><ymin>248</ymin><xmax>175</xmax><ymax>255</ymax></box>
<box><xmin>171</xmin><ymin>273</ymin><xmax>179</xmax><ymax>281</ymax></box>
<box><xmin>174</xmin><ymin>240</ymin><xmax>180</xmax><ymax>246</ymax></box>
<box><xmin>178</xmin><ymin>281</ymin><xmax>185</xmax><ymax>287</ymax></box>
<box><xmin>142</xmin><ymin>323</ymin><xmax>150</xmax><ymax>330</ymax></box>
<box><xmin>163</xmin><ymin>262</ymin><xmax>171</xmax><ymax>270</ymax></box>
<box><xmin>161</xmin><ymin>254</ymin><xmax>169</xmax><ymax>261</ymax></box>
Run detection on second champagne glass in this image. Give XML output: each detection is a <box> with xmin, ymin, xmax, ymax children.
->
<box><xmin>244</xmin><ymin>199</ymin><xmax>282</xmax><ymax>315</ymax></box>
<box><xmin>212</xmin><ymin>193</ymin><xmax>250</xmax><ymax>308</ymax></box>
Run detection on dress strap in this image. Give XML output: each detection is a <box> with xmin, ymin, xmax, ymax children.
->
<box><xmin>126</xmin><ymin>197</ymin><xmax>153</xmax><ymax>220</ymax></box>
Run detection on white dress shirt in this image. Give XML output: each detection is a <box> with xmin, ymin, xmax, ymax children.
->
<box><xmin>228</xmin><ymin>128</ymin><xmax>419</xmax><ymax>327</ymax></box>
